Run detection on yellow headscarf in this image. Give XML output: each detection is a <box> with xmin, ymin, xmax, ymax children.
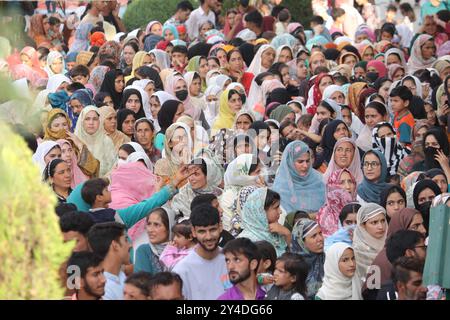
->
<box><xmin>43</xmin><ymin>108</ymin><xmax>72</xmax><ymax>141</ymax></box>
<box><xmin>212</xmin><ymin>89</ymin><xmax>236</xmax><ymax>133</ymax></box>
<box><xmin>124</xmin><ymin>51</ymin><xmax>150</xmax><ymax>83</ymax></box>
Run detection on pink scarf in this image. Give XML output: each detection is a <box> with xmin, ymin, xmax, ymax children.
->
<box><xmin>57</xmin><ymin>139</ymin><xmax>89</xmax><ymax>189</ymax></box>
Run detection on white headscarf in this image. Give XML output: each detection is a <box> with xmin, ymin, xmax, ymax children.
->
<box><xmin>316</xmin><ymin>242</ymin><xmax>362</xmax><ymax>300</ymax></box>
<box><xmin>407</xmin><ymin>34</ymin><xmax>436</xmax><ymax>73</ymax></box>
<box><xmin>32</xmin><ymin>140</ymin><xmax>59</xmax><ymax>175</ymax></box>
<box><xmin>224</xmin><ymin>153</ymin><xmax>259</xmax><ymax>188</ymax></box>
<box><xmin>247</xmin><ymin>44</ymin><xmax>275</xmax><ymax>76</ymax></box>
<box><xmin>46</xmin><ymin>74</ymin><xmax>71</xmax><ymax>93</ymax></box>
<box><xmin>127</xmin><ymin>127</ymin><xmax>154</xmax><ymax>171</ymax></box>
<box><xmin>400</xmin><ymin>75</ymin><xmax>423</xmax><ymax>99</ymax></box>
<box><xmin>149</xmin><ymin>49</ymin><xmax>171</xmax><ymax>70</ymax></box>
<box><xmin>322</xmin><ymin>85</ymin><xmax>346</xmax><ymax>101</ymax></box>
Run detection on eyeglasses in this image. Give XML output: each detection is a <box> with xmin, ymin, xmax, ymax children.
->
<box><xmin>414</xmin><ymin>245</ymin><xmax>427</xmax><ymax>250</ymax></box>
<box><xmin>363</xmin><ymin>161</ymin><xmax>380</xmax><ymax>168</ymax></box>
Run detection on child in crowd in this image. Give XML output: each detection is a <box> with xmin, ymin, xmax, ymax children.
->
<box><xmin>159</xmin><ymin>219</ymin><xmax>196</xmax><ymax>269</ymax></box>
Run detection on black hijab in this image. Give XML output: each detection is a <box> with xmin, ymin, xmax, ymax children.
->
<box><xmin>157</xmin><ymin>99</ymin><xmax>181</xmax><ymax>134</ymax></box>
<box><xmin>134</xmin><ymin>65</ymin><xmax>164</xmax><ymax>91</ymax></box>
<box><xmin>239</xmin><ymin>42</ymin><xmax>256</xmax><ymax>68</ymax></box>
<box><xmin>117</xmin><ymin>108</ymin><xmax>136</xmax><ymax>134</ymax></box>
<box><xmin>423</xmin><ymin>127</ymin><xmax>450</xmax><ymax>170</ymax></box>
<box><xmin>99</xmin><ymin>69</ymin><xmax>124</xmax><ymax>109</ymax></box>
<box><xmin>413</xmin><ymin>179</ymin><xmax>441</xmax><ymax>210</ymax></box>
<box><xmin>187</xmin><ymin>42</ymin><xmax>212</xmax><ymax>60</ymax></box>
<box><xmin>317</xmin><ymin>119</ymin><xmax>348</xmax><ymax>165</ymax></box>
<box><xmin>120</xmin><ymin>88</ymin><xmax>146</xmax><ymax>120</ymax></box>
<box><xmin>266</xmin><ymin>87</ymin><xmax>290</xmax><ymax>105</ymax></box>
<box><xmin>380</xmin><ymin>184</ymin><xmax>407</xmax><ymax>222</ymax></box>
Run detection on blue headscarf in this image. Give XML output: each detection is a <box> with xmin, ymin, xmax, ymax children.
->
<box><xmin>357</xmin><ymin>150</ymin><xmax>389</xmax><ymax>204</ymax></box>
<box><xmin>144</xmin><ymin>34</ymin><xmax>163</xmax><ymax>51</ymax></box>
<box><xmin>162</xmin><ymin>24</ymin><xmax>179</xmax><ymax>40</ymax></box>
<box><xmin>68</xmin><ymin>89</ymin><xmax>94</xmax><ymax>130</ymax></box>
<box><xmin>48</xmin><ymin>90</ymin><xmax>70</xmax><ymax>112</ymax></box>
<box><xmin>306</xmin><ymin>35</ymin><xmax>329</xmax><ymax>52</ymax></box>
<box><xmin>273</xmin><ymin>140</ymin><xmax>326</xmax><ymax>213</ymax></box>
<box><xmin>238</xmin><ymin>188</ymin><xmax>288</xmax><ymax>257</ymax></box>
<box><xmin>270</xmin><ymin>34</ymin><xmax>299</xmax><ymax>49</ymax></box>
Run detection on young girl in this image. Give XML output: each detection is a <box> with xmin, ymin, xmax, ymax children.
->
<box><xmin>255</xmin><ymin>240</ymin><xmax>277</xmax><ymax>293</ymax></box>
<box><xmin>265</xmin><ymin>253</ymin><xmax>308</xmax><ymax>300</ymax></box>
<box><xmin>159</xmin><ymin>219</ymin><xmax>196</xmax><ymax>269</ymax></box>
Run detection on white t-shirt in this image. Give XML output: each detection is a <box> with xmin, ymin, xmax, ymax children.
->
<box><xmin>173</xmin><ymin>248</ymin><xmax>231</xmax><ymax>300</ymax></box>
<box><xmin>185</xmin><ymin>6</ymin><xmax>216</xmax><ymax>40</ymax></box>
<box><xmin>103</xmin><ymin>271</ymin><xmax>126</xmax><ymax>300</ymax></box>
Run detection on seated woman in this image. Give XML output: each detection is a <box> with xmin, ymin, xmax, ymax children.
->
<box><xmin>98</xmin><ymin>106</ymin><xmax>131</xmax><ymax>152</ymax></box>
<box><xmin>237</xmin><ymin>187</ymin><xmax>290</xmax><ymax>252</ymax></box>
<box><xmin>291</xmin><ymin>218</ymin><xmax>325</xmax><ymax>300</ymax></box>
<box><xmin>273</xmin><ymin>140</ymin><xmax>326</xmax><ymax>215</ymax></box>
<box><xmin>155</xmin><ymin>99</ymin><xmax>185</xmax><ymax>152</ymax></box>
<box><xmin>220</xmin><ymin>154</ymin><xmax>265</xmax><ymax>236</ymax></box>
<box><xmin>357</xmin><ymin>150</ymin><xmax>389</xmax><ymax>205</ymax></box>
<box><xmin>57</xmin><ymin>139</ymin><xmax>89</xmax><ymax>189</ymax></box>
<box><xmin>212</xmin><ymin>89</ymin><xmax>244</xmax><ymax>134</ymax></box>
<box><xmin>43</xmin><ymin>158</ymin><xmax>72</xmax><ymax>203</ymax></box>
<box><xmin>32</xmin><ymin>140</ymin><xmax>61</xmax><ymax>175</ymax></box>
<box><xmin>117</xmin><ymin>108</ymin><xmax>137</xmax><ymax>141</ymax></box>
<box><xmin>171</xmin><ymin>157</ymin><xmax>223</xmax><ymax>218</ymax></box>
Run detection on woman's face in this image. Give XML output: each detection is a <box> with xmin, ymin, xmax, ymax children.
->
<box><xmin>339</xmin><ymin>171</ymin><xmax>355</xmax><ymax>195</ymax></box>
<box><xmin>118</xmin><ymin>148</ymin><xmax>130</xmax><ymax>160</ymax></box>
<box><xmin>432</xmin><ymin>174</ymin><xmax>448</xmax><ymax>194</ymax></box>
<box><xmin>310</xmin><ymin>55</ymin><xmax>326</xmax><ymax>73</ymax></box>
<box><xmin>175</xmin><ymin>79</ymin><xmax>188</xmax><ymax>92</ymax></box>
<box><xmin>208</xmin><ymin>58</ymin><xmax>220</xmax><ymax>70</ymax></box>
<box><xmin>60</xmin><ymin>142</ymin><xmax>73</xmax><ymax>167</ymax></box>
<box><xmin>173</xmin><ymin>103</ymin><xmax>185</xmax><ymax>123</ymax></box>
<box><xmin>294</xmin><ymin>152</ymin><xmax>311</xmax><ymax>176</ymax></box>
<box><xmin>198</xmin><ymin>58</ymin><xmax>209</xmax><ymax>79</ymax></box>
<box><xmin>228</xmin><ymin>93</ymin><xmax>243</xmax><ymax>114</ymax></box>
<box><xmin>114</xmin><ymin>75</ymin><xmax>125</xmax><ymax>93</ymax></box>
<box><xmin>385</xmin><ymin>191</ymin><xmax>406</xmax><ymax>218</ymax></box>
<box><xmin>378</xmin><ymin>80</ymin><xmax>392</xmax><ymax>101</ymax></box>
<box><xmin>150</xmin><ymin>23</ymin><xmax>163</xmax><ymax>36</ymax></box>
<box><xmin>386</xmin><ymin>53</ymin><xmax>401</xmax><ymax>66</ymax></box>
<box><xmin>189</xmin><ymin>77</ymin><xmax>202</xmax><ymax>97</ymax></box>
<box><xmin>330</xmin><ymin>91</ymin><xmax>345</xmax><ymax>104</ymax></box>
<box><xmin>150</xmin><ymin>96</ymin><xmax>161</xmax><ymax>118</ymax></box>
<box><xmin>363</xmin><ymin>213</ymin><xmax>387</xmax><ymax>239</ymax></box>
<box><xmin>424</xmin><ymin>134</ymin><xmax>440</xmax><ymax>149</ymax></box>
<box><xmin>266</xmin><ymin>200</ymin><xmax>282</xmax><ymax>224</ymax></box>
<box><xmin>142</xmin><ymin>54</ymin><xmax>153</xmax><ymax>66</ymax></box>
<box><xmin>255</xmin><ymin>129</ymin><xmax>270</xmax><ymax>150</ymax></box>
<box><xmin>261</xmin><ymin>48</ymin><xmax>276</xmax><ymax>69</ymax></box>
<box><xmin>200</xmin><ymin>22</ymin><xmax>213</xmax><ymax>38</ymax></box>
<box><xmin>354</xmin><ymin>67</ymin><xmax>366</xmax><ymax>80</ymax></box>
<box><xmin>421</xmin><ymin>40</ymin><xmax>436</xmax><ymax>60</ymax></box>
<box><xmin>50</xmin><ymin>115</ymin><xmax>69</xmax><ymax>132</ymax></box>
<box><xmin>146</xmin><ymin>213</ymin><xmax>169</xmax><ymax>244</ymax></box>
<box><xmin>123</xmin><ymin>45</ymin><xmax>136</xmax><ymax>66</ymax></box>
<box><xmin>343</xmin><ymin>55</ymin><xmax>357</xmax><ymax>68</ymax></box>
<box><xmin>296</xmin><ymin>59</ymin><xmax>308</xmax><ymax>80</ymax></box>
<box><xmin>403</xmin><ymin>79</ymin><xmax>417</xmax><ymax>96</ymax></box>
<box><xmin>135</xmin><ymin>121</ymin><xmax>154</xmax><ymax>147</ymax></box>
<box><xmin>424</xmin><ymin>104</ymin><xmax>437</xmax><ymax>126</ymax></box>
<box><xmin>103</xmin><ymin>112</ymin><xmax>117</xmax><ymax>134</ymax></box>
<box><xmin>278</xmin><ymin>48</ymin><xmax>293</xmax><ymax>63</ymax></box>
<box><xmin>235</xmin><ymin>114</ymin><xmax>252</xmax><ymax>132</ymax></box>
<box><xmin>188</xmin><ymin>165</ymin><xmax>207</xmax><ymax>190</ymax></box>
<box><xmin>229</xmin><ymin>51</ymin><xmax>244</xmax><ymax>72</ymax></box>
<box><xmin>334</xmin><ymin>123</ymin><xmax>350</xmax><ymax>141</ymax></box>
<box><xmin>216</xmin><ymin>49</ymin><xmax>228</xmax><ymax>67</ymax></box>
<box><xmin>417</xmin><ymin>188</ymin><xmax>437</xmax><ymax>206</ymax></box>
<box><xmin>377</xmin><ymin>125</ymin><xmax>395</xmax><ymax>138</ymax></box>
<box><xmin>362</xmin><ymin>47</ymin><xmax>374</xmax><ymax>61</ymax></box>
<box><xmin>319</xmin><ymin>76</ymin><xmax>333</xmax><ymax>93</ymax></box>
<box><xmin>316</xmin><ymin>105</ymin><xmax>332</xmax><ymax>123</ymax></box>
<box><xmin>51</xmin><ymin>161</ymin><xmax>72</xmax><ymax>189</ymax></box>
<box><xmin>227</xmin><ymin>12</ymin><xmax>236</xmax><ymax>27</ymax></box>
<box><xmin>415</xmin><ymin>127</ymin><xmax>428</xmax><ymax>142</ymax></box>
<box><xmin>392</xmin><ymin>68</ymin><xmax>405</xmax><ymax>81</ymax></box>
<box><xmin>121</xmin><ymin>114</ymin><xmax>136</xmax><ymax>136</ymax></box>
<box><xmin>338</xmin><ymin>248</ymin><xmax>356</xmax><ymax>278</ymax></box>
<box><xmin>44</xmin><ymin>146</ymin><xmax>62</xmax><ymax>164</ymax></box>
<box><xmin>125</xmin><ymin>94</ymin><xmax>142</xmax><ymax>114</ymax></box>
<box><xmin>102</xmin><ymin>95</ymin><xmax>114</xmax><ymax>108</ymax></box>
<box><xmin>83</xmin><ymin>110</ymin><xmax>100</xmax><ymax>135</ymax></box>
<box><xmin>423</xmin><ymin>17</ymin><xmax>437</xmax><ymax>35</ymax></box>
<box><xmin>169</xmin><ymin>127</ymin><xmax>188</xmax><ymax>149</ymax></box>
<box><xmin>20</xmin><ymin>54</ymin><xmax>32</xmax><ymax>67</ymax></box>
<box><xmin>145</xmin><ymin>83</ymin><xmax>155</xmax><ymax>98</ymax></box>
<box><xmin>280</xmin><ymin>66</ymin><xmax>290</xmax><ymax>86</ymax></box>
<box><xmin>51</xmin><ymin>57</ymin><xmax>63</xmax><ymax>74</ymax></box>
<box><xmin>303</xmin><ymin>226</ymin><xmax>324</xmax><ymax>254</ymax></box>
<box><xmin>334</xmin><ymin>142</ymin><xmax>355</xmax><ymax>168</ymax></box>
<box><xmin>341</xmin><ymin>108</ymin><xmax>352</xmax><ymax>127</ymax></box>
<box><xmin>365</xmin><ymin>107</ymin><xmax>385</xmax><ymax>129</ymax></box>
<box><xmin>363</xmin><ymin>152</ymin><xmax>382</xmax><ymax>182</ymax></box>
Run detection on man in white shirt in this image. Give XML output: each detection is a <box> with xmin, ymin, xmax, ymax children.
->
<box><xmin>81</xmin><ymin>0</ymin><xmax>107</xmax><ymax>25</ymax></box>
<box><xmin>173</xmin><ymin>204</ymin><xmax>231</xmax><ymax>300</ymax></box>
<box><xmin>87</xmin><ymin>222</ymin><xmax>131</xmax><ymax>300</ymax></box>
<box><xmin>185</xmin><ymin>0</ymin><xmax>218</xmax><ymax>40</ymax></box>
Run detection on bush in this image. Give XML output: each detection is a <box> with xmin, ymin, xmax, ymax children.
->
<box><xmin>279</xmin><ymin>0</ymin><xmax>313</xmax><ymax>27</ymax></box>
<box><xmin>123</xmin><ymin>0</ymin><xmax>198</xmax><ymax>31</ymax></box>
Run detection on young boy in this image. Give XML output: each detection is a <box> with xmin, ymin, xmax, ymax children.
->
<box><xmin>70</xmin><ymin>65</ymin><xmax>90</xmax><ymax>85</ymax></box>
<box><xmin>171</xmin><ymin>45</ymin><xmax>188</xmax><ymax>73</ymax></box>
<box><xmin>390</xmin><ymin>85</ymin><xmax>415</xmax><ymax>146</ymax></box>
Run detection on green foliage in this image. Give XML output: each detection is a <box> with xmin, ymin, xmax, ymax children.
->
<box><xmin>0</xmin><ymin>121</ymin><xmax>73</xmax><ymax>299</ymax></box>
<box><xmin>123</xmin><ymin>0</ymin><xmax>198</xmax><ymax>31</ymax></box>
<box><xmin>280</xmin><ymin>0</ymin><xmax>313</xmax><ymax>27</ymax></box>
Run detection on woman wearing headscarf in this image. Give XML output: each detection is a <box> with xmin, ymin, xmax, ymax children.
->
<box><xmin>273</xmin><ymin>140</ymin><xmax>326</xmax><ymax>213</ymax></box>
<box><xmin>357</xmin><ymin>150</ymin><xmax>389</xmax><ymax>204</ymax></box>
<box><xmin>28</xmin><ymin>14</ymin><xmax>47</xmax><ymax>46</ymax></box>
<box><xmin>154</xmin><ymin>99</ymin><xmax>184</xmax><ymax>151</ymax></box>
<box><xmin>117</xmin><ymin>108</ymin><xmax>137</xmax><ymax>140</ymax></box>
<box><xmin>314</xmin><ymin>120</ymin><xmax>351</xmax><ymax>170</ymax></box>
<box><xmin>162</xmin><ymin>24</ymin><xmax>179</xmax><ymax>41</ymax></box>
<box><xmin>387</xmin><ymin>64</ymin><xmax>406</xmax><ymax>81</ymax></box>
<box><xmin>412</xmin><ymin>127</ymin><xmax>450</xmax><ymax>172</ymax></box>
<box><xmin>98</xmin><ymin>106</ymin><xmax>130</xmax><ymax>151</ymax></box>
<box><xmin>57</xmin><ymin>139</ymin><xmax>89</xmax><ymax>189</ymax></box>
<box><xmin>291</xmin><ymin>218</ymin><xmax>326</xmax><ymax>299</ymax></box>
<box><xmin>412</xmin><ymin>179</ymin><xmax>442</xmax><ymax>210</ymax></box>
<box><xmin>88</xmin><ymin>66</ymin><xmax>109</xmax><ymax>95</ymax></box>
<box><xmin>227</xmin><ymin>49</ymin><xmax>255</xmax><ymax>95</ymax></box>
<box><xmin>100</xmin><ymin>69</ymin><xmax>125</xmax><ymax>109</ymax></box>
<box><xmin>32</xmin><ymin>140</ymin><xmax>61</xmax><ymax>175</ymax></box>
<box><xmin>212</xmin><ymin>89</ymin><xmax>244</xmax><ymax>134</ymax></box>
<box><xmin>69</xmin><ymin>23</ymin><xmax>94</xmax><ymax>54</ymax></box>
<box><xmin>268</xmin><ymin>105</ymin><xmax>295</xmax><ymax>124</ymax></box>
<box><xmin>203</xmin><ymin>84</ymin><xmax>222</xmax><ymax>126</ymax></box>
<box><xmin>124</xmin><ymin>51</ymin><xmax>152</xmax><ymax>83</ymax></box>
<box><xmin>247</xmin><ymin>44</ymin><xmax>276</xmax><ymax>76</ymax></box>
<box><xmin>347</xmin><ymin>82</ymin><xmax>368</xmax><ymax>120</ymax></box>
<box><xmin>68</xmin><ymin>88</ymin><xmax>94</xmax><ymax>130</ymax></box>
<box><xmin>74</xmin><ymin>106</ymin><xmax>117</xmax><ymax>176</ymax></box>
<box><xmin>317</xmin><ymin>168</ymin><xmax>356</xmax><ymax>237</ymax></box>
<box><xmin>323</xmin><ymin>137</ymin><xmax>364</xmax><ymax>184</ymax></box>
<box><xmin>372</xmin><ymin>122</ymin><xmax>410</xmax><ymax>176</ymax></box>
<box><xmin>44</xmin><ymin>51</ymin><xmax>66</xmax><ymax>77</ymax></box>
<box><xmin>220</xmin><ymin>154</ymin><xmax>265</xmax><ymax>235</ymax></box>
<box><xmin>367</xmin><ymin>60</ymin><xmax>387</xmax><ymax>78</ymax></box>
<box><xmin>352</xmin><ymin>203</ymin><xmax>387</xmax><ymax>288</ymax></box>
<box><xmin>162</xmin><ymin>122</ymin><xmax>194</xmax><ymax>171</ymax></box>
<box><xmin>19</xmin><ymin>46</ymin><xmax>47</xmax><ymax>79</ymax></box>
<box><xmin>237</xmin><ymin>188</ymin><xmax>290</xmax><ymax>257</ymax></box>
<box><xmin>316</xmin><ymin>242</ymin><xmax>362</xmax><ymax>300</ymax></box>
<box><xmin>119</xmin><ymin>87</ymin><xmax>146</xmax><ymax>120</ymax></box>
<box><xmin>148</xmin><ymin>49</ymin><xmax>170</xmax><ymax>71</ymax></box>
<box><xmin>171</xmin><ymin>157</ymin><xmax>223</xmax><ymax>218</ymax></box>
<box><xmin>407</xmin><ymin>34</ymin><xmax>437</xmax><ymax>74</ymax></box>
<box><xmin>306</xmin><ymin>73</ymin><xmax>334</xmax><ymax>115</ymax></box>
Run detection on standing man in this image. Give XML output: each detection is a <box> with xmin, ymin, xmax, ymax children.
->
<box><xmin>185</xmin><ymin>0</ymin><xmax>217</xmax><ymax>40</ymax></box>
<box><xmin>218</xmin><ymin>238</ymin><xmax>266</xmax><ymax>300</ymax></box>
<box><xmin>173</xmin><ymin>204</ymin><xmax>231</xmax><ymax>300</ymax></box>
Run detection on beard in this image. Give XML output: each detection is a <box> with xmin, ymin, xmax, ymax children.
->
<box><xmin>83</xmin><ymin>281</ymin><xmax>104</xmax><ymax>299</ymax></box>
<box><xmin>198</xmin><ymin>238</ymin><xmax>219</xmax><ymax>252</ymax></box>
<box><xmin>229</xmin><ymin>267</ymin><xmax>251</xmax><ymax>285</ymax></box>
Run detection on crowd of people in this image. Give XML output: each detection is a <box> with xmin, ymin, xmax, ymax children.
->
<box><xmin>1</xmin><ymin>0</ymin><xmax>449</xmax><ymax>300</ymax></box>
